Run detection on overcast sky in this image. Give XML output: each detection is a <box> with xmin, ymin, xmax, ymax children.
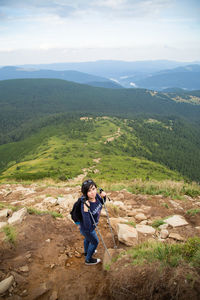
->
<box><xmin>0</xmin><ymin>0</ymin><xmax>200</xmax><ymax>65</ymax></box>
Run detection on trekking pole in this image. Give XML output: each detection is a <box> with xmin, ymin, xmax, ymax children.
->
<box><xmin>84</xmin><ymin>200</ymin><xmax>111</xmax><ymax>259</ymax></box>
<box><xmin>100</xmin><ymin>189</ymin><xmax>117</xmax><ymax>249</ymax></box>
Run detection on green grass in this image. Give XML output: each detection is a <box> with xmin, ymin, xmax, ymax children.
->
<box><xmin>125</xmin><ymin>221</ymin><xmax>136</xmax><ymax>227</ymax></box>
<box><xmin>186</xmin><ymin>208</ymin><xmax>200</xmax><ymax>216</ymax></box>
<box><xmin>27</xmin><ymin>207</ymin><xmax>63</xmax><ymax>218</ymax></box>
<box><xmin>0</xmin><ymin>117</ymin><xmax>185</xmax><ymax>183</ymax></box>
<box><xmin>0</xmin><ymin>202</ymin><xmax>18</xmax><ymax>211</ymax></box>
<box><xmin>120</xmin><ymin>237</ymin><xmax>200</xmax><ymax>268</ymax></box>
<box><xmin>2</xmin><ymin>225</ymin><xmax>17</xmax><ymax>244</ymax></box>
<box><xmin>152</xmin><ymin>219</ymin><xmax>166</xmax><ymax>228</ymax></box>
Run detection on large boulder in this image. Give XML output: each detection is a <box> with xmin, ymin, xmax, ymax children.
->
<box><xmin>110</xmin><ymin>217</ymin><xmax>129</xmax><ymax>233</ymax></box>
<box><xmin>165</xmin><ymin>215</ymin><xmax>188</xmax><ymax>227</ymax></box>
<box><xmin>8</xmin><ymin>207</ymin><xmax>27</xmax><ymax>225</ymax></box>
<box><xmin>117</xmin><ymin>223</ymin><xmax>138</xmax><ymax>246</ymax></box>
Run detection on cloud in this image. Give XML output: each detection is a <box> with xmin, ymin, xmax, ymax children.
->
<box><xmin>0</xmin><ymin>0</ymin><xmax>174</xmax><ymax>21</ymax></box>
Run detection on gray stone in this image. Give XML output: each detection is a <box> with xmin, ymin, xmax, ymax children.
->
<box><xmin>0</xmin><ymin>275</ymin><xmax>14</xmax><ymax>294</ymax></box>
<box><xmin>8</xmin><ymin>208</ymin><xmax>27</xmax><ymax>225</ymax></box>
<box><xmin>136</xmin><ymin>224</ymin><xmax>155</xmax><ymax>235</ymax></box>
<box><xmin>169</xmin><ymin>233</ymin><xmax>185</xmax><ymax>241</ymax></box>
<box><xmin>135</xmin><ymin>213</ymin><xmax>147</xmax><ymax>221</ymax></box>
<box><xmin>159</xmin><ymin>223</ymin><xmax>169</xmax><ymax>230</ymax></box>
<box><xmin>160</xmin><ymin>229</ymin><xmax>169</xmax><ymax>239</ymax></box>
<box><xmin>165</xmin><ymin>215</ymin><xmax>188</xmax><ymax>227</ymax></box>
<box><xmin>110</xmin><ymin>217</ymin><xmax>128</xmax><ymax>233</ymax></box>
<box><xmin>117</xmin><ymin>223</ymin><xmax>138</xmax><ymax>246</ymax></box>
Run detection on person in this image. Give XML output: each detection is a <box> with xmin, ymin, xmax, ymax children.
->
<box><xmin>79</xmin><ymin>179</ymin><xmax>106</xmax><ymax>265</ymax></box>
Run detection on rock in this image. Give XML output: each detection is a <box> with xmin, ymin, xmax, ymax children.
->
<box><xmin>135</xmin><ymin>213</ymin><xmax>147</xmax><ymax>222</ymax></box>
<box><xmin>165</xmin><ymin>215</ymin><xmax>188</xmax><ymax>227</ymax></box>
<box><xmin>117</xmin><ymin>223</ymin><xmax>138</xmax><ymax>246</ymax></box>
<box><xmin>0</xmin><ymin>209</ymin><xmax>12</xmax><ymax>218</ymax></box>
<box><xmin>19</xmin><ymin>265</ymin><xmax>29</xmax><ymax>273</ymax></box>
<box><xmin>169</xmin><ymin>200</ymin><xmax>183</xmax><ymax>210</ymax></box>
<box><xmin>159</xmin><ymin>223</ymin><xmax>169</xmax><ymax>230</ymax></box>
<box><xmin>140</xmin><ymin>220</ymin><xmax>148</xmax><ymax>225</ymax></box>
<box><xmin>11</xmin><ymin>271</ymin><xmax>28</xmax><ymax>285</ymax></box>
<box><xmin>113</xmin><ymin>201</ymin><xmax>125</xmax><ymax>208</ymax></box>
<box><xmin>136</xmin><ymin>225</ymin><xmax>155</xmax><ymax>235</ymax></box>
<box><xmin>140</xmin><ymin>205</ymin><xmax>151</xmax><ymax>213</ymax></box>
<box><xmin>127</xmin><ymin>208</ymin><xmax>143</xmax><ymax>217</ymax></box>
<box><xmin>103</xmin><ymin>248</ymin><xmax>122</xmax><ymax>270</ymax></box>
<box><xmin>43</xmin><ymin>197</ymin><xmax>57</xmax><ymax>205</ymax></box>
<box><xmin>0</xmin><ymin>275</ymin><xmax>14</xmax><ymax>294</ymax></box>
<box><xmin>160</xmin><ymin>229</ymin><xmax>169</xmax><ymax>239</ymax></box>
<box><xmin>8</xmin><ymin>208</ymin><xmax>27</xmax><ymax>225</ymax></box>
<box><xmin>58</xmin><ymin>194</ymin><xmax>79</xmax><ymax>209</ymax></box>
<box><xmin>110</xmin><ymin>217</ymin><xmax>129</xmax><ymax>233</ymax></box>
<box><xmin>0</xmin><ymin>222</ymin><xmax>7</xmax><ymax>229</ymax></box>
<box><xmin>74</xmin><ymin>251</ymin><xmax>82</xmax><ymax>258</ymax></box>
<box><xmin>169</xmin><ymin>233</ymin><xmax>185</xmax><ymax>241</ymax></box>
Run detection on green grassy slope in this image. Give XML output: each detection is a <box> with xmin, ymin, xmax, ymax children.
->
<box><xmin>0</xmin><ymin>116</ymin><xmax>189</xmax><ymax>182</ymax></box>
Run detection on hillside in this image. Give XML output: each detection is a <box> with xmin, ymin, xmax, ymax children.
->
<box><xmin>0</xmin><ymin>79</ymin><xmax>200</xmax><ymax>182</ymax></box>
<box><xmin>0</xmin><ymin>182</ymin><xmax>200</xmax><ymax>299</ymax></box>
<box><xmin>0</xmin><ymin>116</ymin><xmax>200</xmax><ymax>182</ymax></box>
<box><xmin>1</xmin><ymin>79</ymin><xmax>200</xmax><ymax>143</ymax></box>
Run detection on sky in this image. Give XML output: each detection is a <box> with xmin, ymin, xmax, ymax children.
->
<box><xmin>0</xmin><ymin>0</ymin><xmax>200</xmax><ymax>65</ymax></box>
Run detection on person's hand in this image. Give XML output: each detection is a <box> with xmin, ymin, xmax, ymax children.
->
<box><xmin>100</xmin><ymin>191</ymin><xmax>106</xmax><ymax>198</ymax></box>
<box><xmin>84</xmin><ymin>200</ymin><xmax>90</xmax><ymax>212</ymax></box>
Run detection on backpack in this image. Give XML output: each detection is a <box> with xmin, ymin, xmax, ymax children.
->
<box><xmin>70</xmin><ymin>197</ymin><xmax>84</xmax><ymax>223</ymax></box>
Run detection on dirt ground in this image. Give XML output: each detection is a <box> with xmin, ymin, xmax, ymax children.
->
<box><xmin>0</xmin><ymin>183</ymin><xmax>200</xmax><ymax>299</ymax></box>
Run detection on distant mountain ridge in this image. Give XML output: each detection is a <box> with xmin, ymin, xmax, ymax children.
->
<box><xmin>132</xmin><ymin>64</ymin><xmax>200</xmax><ymax>91</ymax></box>
<box><xmin>0</xmin><ymin>66</ymin><xmax>122</xmax><ymax>89</ymax></box>
<box><xmin>13</xmin><ymin>59</ymin><xmax>200</xmax><ymax>91</ymax></box>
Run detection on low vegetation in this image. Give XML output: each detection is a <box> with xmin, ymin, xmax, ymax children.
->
<box><xmin>118</xmin><ymin>237</ymin><xmax>200</xmax><ymax>268</ymax></box>
<box><xmin>27</xmin><ymin>207</ymin><xmax>63</xmax><ymax>219</ymax></box>
<box><xmin>2</xmin><ymin>224</ymin><xmax>17</xmax><ymax>244</ymax></box>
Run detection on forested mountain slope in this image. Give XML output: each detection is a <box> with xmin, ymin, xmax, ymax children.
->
<box><xmin>0</xmin><ymin>79</ymin><xmax>200</xmax><ymax>182</ymax></box>
<box><xmin>1</xmin><ymin>79</ymin><xmax>200</xmax><ymax>143</ymax></box>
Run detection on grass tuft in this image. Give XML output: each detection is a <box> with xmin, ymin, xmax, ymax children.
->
<box><xmin>2</xmin><ymin>225</ymin><xmax>17</xmax><ymax>244</ymax></box>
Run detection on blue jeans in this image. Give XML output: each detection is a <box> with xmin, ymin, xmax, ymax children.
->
<box><xmin>80</xmin><ymin>229</ymin><xmax>99</xmax><ymax>261</ymax></box>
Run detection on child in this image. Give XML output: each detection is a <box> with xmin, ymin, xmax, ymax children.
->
<box><xmin>79</xmin><ymin>179</ymin><xmax>106</xmax><ymax>265</ymax></box>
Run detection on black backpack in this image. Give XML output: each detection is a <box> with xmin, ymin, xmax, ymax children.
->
<box><xmin>70</xmin><ymin>197</ymin><xmax>84</xmax><ymax>223</ymax></box>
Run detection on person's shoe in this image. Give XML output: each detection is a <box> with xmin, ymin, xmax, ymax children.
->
<box><xmin>84</xmin><ymin>249</ymin><xmax>97</xmax><ymax>256</ymax></box>
<box><xmin>85</xmin><ymin>257</ymin><xmax>101</xmax><ymax>265</ymax></box>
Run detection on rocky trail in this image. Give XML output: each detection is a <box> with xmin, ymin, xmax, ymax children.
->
<box><xmin>0</xmin><ymin>183</ymin><xmax>200</xmax><ymax>299</ymax></box>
